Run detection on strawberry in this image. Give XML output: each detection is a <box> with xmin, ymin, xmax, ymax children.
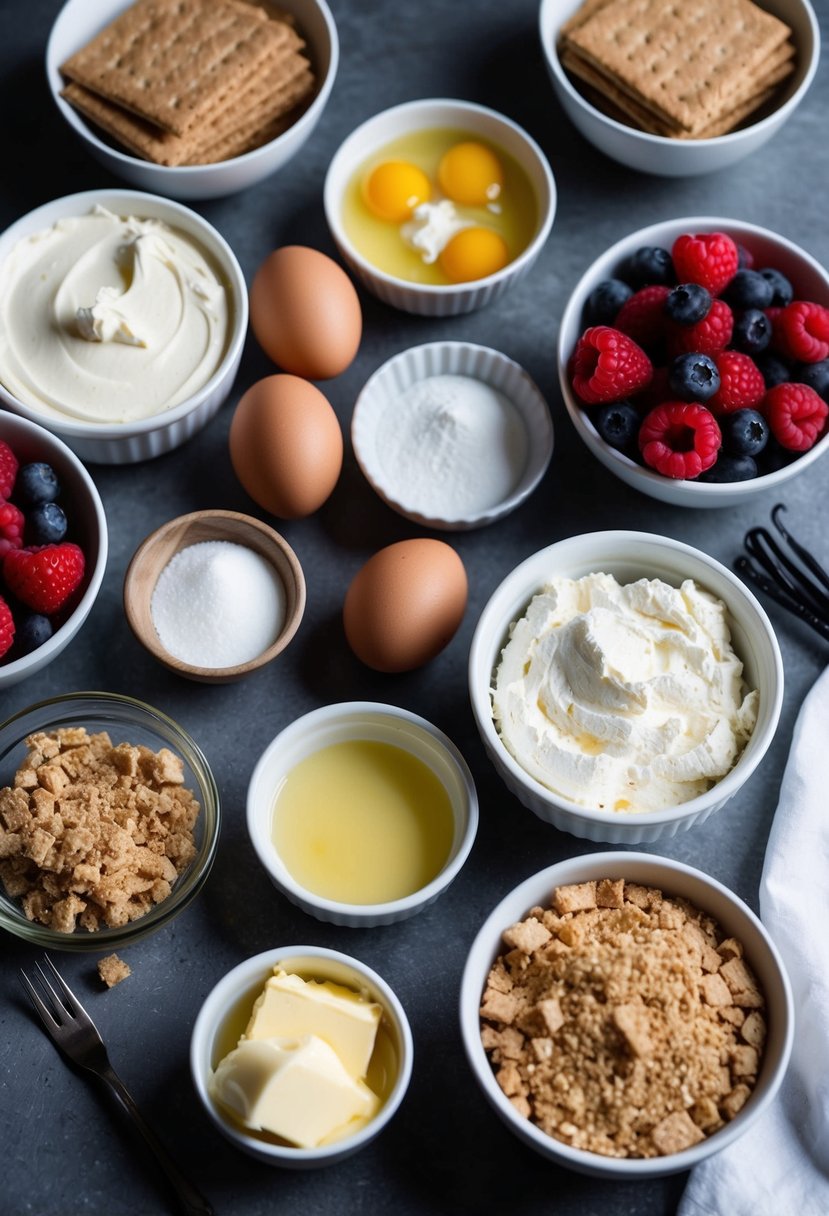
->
<box><xmin>0</xmin><ymin>501</ymin><xmax>25</xmax><ymax>555</ymax></box>
<box><xmin>672</xmin><ymin>232</ymin><xmax>739</xmax><ymax>297</ymax></box>
<box><xmin>571</xmin><ymin>326</ymin><xmax>653</xmax><ymax>405</ymax></box>
<box><xmin>708</xmin><ymin>352</ymin><xmax>766</xmax><ymax>414</ymax></box>
<box><xmin>0</xmin><ymin>441</ymin><xmax>17</xmax><ymax>499</ymax></box>
<box><xmin>775</xmin><ymin>301</ymin><xmax>829</xmax><ymax>363</ymax></box>
<box><xmin>667</xmin><ymin>299</ymin><xmax>734</xmax><ymax>357</ymax></box>
<box><xmin>3</xmin><ymin>543</ymin><xmax>86</xmax><ymax>614</ymax></box>
<box><xmin>764</xmin><ymin>383</ymin><xmax>829</xmax><ymax>451</ymax></box>
<box><xmin>639</xmin><ymin>402</ymin><xmax>721</xmax><ymax>479</ymax></box>
<box><xmin>0</xmin><ymin>595</ymin><xmax>14</xmax><ymax>659</ymax></box>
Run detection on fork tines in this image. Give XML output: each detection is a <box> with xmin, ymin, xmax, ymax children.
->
<box><xmin>19</xmin><ymin>955</ymin><xmax>82</xmax><ymax>1029</ymax></box>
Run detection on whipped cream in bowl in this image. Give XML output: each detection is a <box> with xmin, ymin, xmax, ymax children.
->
<box><xmin>469</xmin><ymin>531</ymin><xmax>784</xmax><ymax>844</ymax></box>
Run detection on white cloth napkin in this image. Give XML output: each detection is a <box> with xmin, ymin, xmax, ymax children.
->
<box><xmin>680</xmin><ymin>664</ymin><xmax>829</xmax><ymax>1216</ymax></box>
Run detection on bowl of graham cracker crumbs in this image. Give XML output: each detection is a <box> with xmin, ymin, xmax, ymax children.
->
<box><xmin>0</xmin><ymin>691</ymin><xmax>220</xmax><ymax>951</ymax></box>
<box><xmin>460</xmin><ymin>853</ymin><xmax>793</xmax><ymax>1178</ymax></box>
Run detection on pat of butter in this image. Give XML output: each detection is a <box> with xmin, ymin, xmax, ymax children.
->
<box><xmin>209</xmin><ymin>1035</ymin><xmax>379</xmax><ymax>1149</ymax></box>
<box><xmin>245</xmin><ymin>971</ymin><xmax>381</xmax><ymax>1078</ymax></box>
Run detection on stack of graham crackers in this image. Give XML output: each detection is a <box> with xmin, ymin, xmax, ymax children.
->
<box><xmin>60</xmin><ymin>0</ymin><xmax>315</xmax><ymax>167</ymax></box>
<box><xmin>558</xmin><ymin>0</ymin><xmax>796</xmax><ymax>140</ymax></box>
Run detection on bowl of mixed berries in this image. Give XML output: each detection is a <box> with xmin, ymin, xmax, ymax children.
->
<box><xmin>0</xmin><ymin>413</ymin><xmax>107</xmax><ymax>688</ymax></box>
<box><xmin>558</xmin><ymin>217</ymin><xmax>829</xmax><ymax>507</ymax></box>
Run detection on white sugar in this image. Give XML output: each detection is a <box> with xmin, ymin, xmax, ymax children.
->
<box><xmin>150</xmin><ymin>540</ymin><xmax>286</xmax><ymax>668</ymax></box>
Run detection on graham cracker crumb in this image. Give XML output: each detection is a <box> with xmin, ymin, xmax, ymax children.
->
<box><xmin>98</xmin><ymin>954</ymin><xmax>132</xmax><ymax>988</ymax></box>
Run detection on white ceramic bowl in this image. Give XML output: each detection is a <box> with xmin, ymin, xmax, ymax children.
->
<box><xmin>46</xmin><ymin>0</ymin><xmax>338</xmax><ymax>201</ymax></box>
<box><xmin>323</xmin><ymin>99</ymin><xmax>556</xmax><ymax>316</ymax></box>
<box><xmin>0</xmin><ymin>189</ymin><xmax>247</xmax><ymax>464</ymax></box>
<box><xmin>0</xmin><ymin>413</ymin><xmax>107</xmax><ymax>689</ymax></box>
<box><xmin>539</xmin><ymin>0</ymin><xmax>820</xmax><ymax>177</ymax></box>
<box><xmin>558</xmin><ymin>216</ymin><xmax>829</xmax><ymax>508</ymax></box>
<box><xmin>247</xmin><ymin>701</ymin><xmax>478</xmax><ymax>926</ymax></box>
<box><xmin>459</xmin><ymin>852</ymin><xmax>794</xmax><ymax>1179</ymax></box>
<box><xmin>468</xmin><ymin>531</ymin><xmax>783</xmax><ymax>844</ymax></box>
<box><xmin>352</xmin><ymin>342</ymin><xmax>554</xmax><ymax>530</ymax></box>
<box><xmin>191</xmin><ymin>946</ymin><xmax>413</xmax><ymax>1167</ymax></box>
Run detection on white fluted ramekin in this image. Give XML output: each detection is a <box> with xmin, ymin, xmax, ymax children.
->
<box><xmin>0</xmin><ymin>190</ymin><xmax>247</xmax><ymax>464</ymax></box>
<box><xmin>468</xmin><ymin>531</ymin><xmax>783</xmax><ymax>844</ymax></box>
<box><xmin>352</xmin><ymin>341</ymin><xmax>553</xmax><ymax>530</ymax></box>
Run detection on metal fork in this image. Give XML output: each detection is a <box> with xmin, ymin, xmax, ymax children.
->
<box><xmin>19</xmin><ymin>955</ymin><xmax>214</xmax><ymax>1216</ymax></box>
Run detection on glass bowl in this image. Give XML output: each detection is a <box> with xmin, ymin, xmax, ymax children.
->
<box><xmin>0</xmin><ymin>691</ymin><xmax>221</xmax><ymax>951</ymax></box>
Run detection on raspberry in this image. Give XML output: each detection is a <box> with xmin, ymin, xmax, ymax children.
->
<box><xmin>667</xmin><ymin>299</ymin><xmax>734</xmax><ymax>357</ymax></box>
<box><xmin>708</xmin><ymin>352</ymin><xmax>766</xmax><ymax>414</ymax></box>
<box><xmin>639</xmin><ymin>402</ymin><xmax>722</xmax><ymax>479</ymax></box>
<box><xmin>0</xmin><ymin>441</ymin><xmax>17</xmax><ymax>499</ymax></box>
<box><xmin>0</xmin><ymin>500</ymin><xmax>25</xmax><ymax>555</ymax></box>
<box><xmin>0</xmin><ymin>595</ymin><xmax>14</xmax><ymax>660</ymax></box>
<box><xmin>570</xmin><ymin>326</ymin><xmax>653</xmax><ymax>405</ymax></box>
<box><xmin>614</xmin><ymin>285</ymin><xmax>670</xmax><ymax>349</ymax></box>
<box><xmin>764</xmin><ymin>383</ymin><xmax>829</xmax><ymax>452</ymax></box>
<box><xmin>776</xmin><ymin>301</ymin><xmax>829</xmax><ymax>363</ymax></box>
<box><xmin>3</xmin><ymin>543</ymin><xmax>86</xmax><ymax>615</ymax></box>
<box><xmin>672</xmin><ymin>232</ymin><xmax>739</xmax><ymax>297</ymax></box>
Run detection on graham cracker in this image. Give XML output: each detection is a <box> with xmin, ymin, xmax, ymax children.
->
<box><xmin>565</xmin><ymin>0</ymin><xmax>793</xmax><ymax>136</ymax></box>
<box><xmin>559</xmin><ymin>0</ymin><xmax>613</xmax><ymax>38</ymax></box>
<box><xmin>60</xmin><ymin>0</ymin><xmax>293</xmax><ymax>136</ymax></box>
<box><xmin>190</xmin><ymin>71</ymin><xmax>313</xmax><ymax>163</ymax></box>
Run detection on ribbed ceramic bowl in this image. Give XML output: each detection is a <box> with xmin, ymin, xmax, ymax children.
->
<box><xmin>558</xmin><ymin>216</ymin><xmax>829</xmax><ymax>507</ymax></box>
<box><xmin>46</xmin><ymin>0</ymin><xmax>338</xmax><ymax>200</ymax></box>
<box><xmin>191</xmin><ymin>945</ymin><xmax>413</xmax><ymax>1167</ymax></box>
<box><xmin>0</xmin><ymin>692</ymin><xmax>220</xmax><ymax>951</ymax></box>
<box><xmin>468</xmin><ymin>531</ymin><xmax>783</xmax><ymax>843</ymax></box>
<box><xmin>247</xmin><ymin>701</ymin><xmax>478</xmax><ymax>926</ymax></box>
<box><xmin>323</xmin><ymin>98</ymin><xmax>556</xmax><ymax>316</ymax></box>
<box><xmin>352</xmin><ymin>341</ymin><xmax>554</xmax><ymax>530</ymax></box>
<box><xmin>460</xmin><ymin>852</ymin><xmax>794</xmax><ymax>1179</ymax></box>
<box><xmin>0</xmin><ymin>189</ymin><xmax>247</xmax><ymax>464</ymax></box>
<box><xmin>0</xmin><ymin>413</ymin><xmax>107</xmax><ymax>689</ymax></box>
<box><xmin>539</xmin><ymin>0</ymin><xmax>820</xmax><ymax>177</ymax></box>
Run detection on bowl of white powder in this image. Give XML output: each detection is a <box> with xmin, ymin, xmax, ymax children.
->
<box><xmin>352</xmin><ymin>342</ymin><xmax>554</xmax><ymax>530</ymax></box>
<box><xmin>468</xmin><ymin>530</ymin><xmax>784</xmax><ymax>843</ymax></box>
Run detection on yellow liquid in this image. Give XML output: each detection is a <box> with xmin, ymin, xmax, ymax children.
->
<box><xmin>341</xmin><ymin>128</ymin><xmax>538</xmax><ymax>285</ymax></box>
<box><xmin>271</xmin><ymin>739</ymin><xmax>455</xmax><ymax>904</ymax></box>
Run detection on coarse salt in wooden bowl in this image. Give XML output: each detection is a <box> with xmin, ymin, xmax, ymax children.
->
<box><xmin>123</xmin><ymin>509</ymin><xmax>306</xmax><ymax>684</ymax></box>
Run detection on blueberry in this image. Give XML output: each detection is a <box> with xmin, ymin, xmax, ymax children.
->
<box><xmin>754</xmin><ymin>352</ymin><xmax>791</xmax><ymax>389</ymax></box>
<box><xmin>583</xmin><ymin>278</ymin><xmax>633</xmax><ymax>327</ymax></box>
<box><xmin>723</xmin><ymin>269</ymin><xmax>774</xmax><ymax>310</ymax></box>
<box><xmin>719</xmin><ymin>409</ymin><xmax>769</xmax><ymax>458</ymax></box>
<box><xmin>759</xmin><ymin>267</ymin><xmax>793</xmax><ymax>308</ymax></box>
<box><xmin>698</xmin><ymin>454</ymin><xmax>759</xmax><ymax>483</ymax></box>
<box><xmin>12</xmin><ymin>613</ymin><xmax>53</xmax><ymax>657</ymax></box>
<box><xmin>592</xmin><ymin>401</ymin><xmax>640</xmax><ymax>450</ymax></box>
<box><xmin>668</xmin><ymin>353</ymin><xmax>720</xmax><ymax>403</ymax></box>
<box><xmin>26</xmin><ymin>501</ymin><xmax>67</xmax><ymax>545</ymax></box>
<box><xmin>760</xmin><ymin>439</ymin><xmax>799</xmax><ymax>473</ymax></box>
<box><xmin>732</xmin><ymin>309</ymin><xmax>772</xmax><ymax>355</ymax></box>
<box><xmin>795</xmin><ymin>358</ymin><xmax>829</xmax><ymax>402</ymax></box>
<box><xmin>664</xmin><ymin>283</ymin><xmax>711</xmax><ymax>325</ymax></box>
<box><xmin>622</xmin><ymin>246</ymin><xmax>674</xmax><ymax>288</ymax></box>
<box><xmin>735</xmin><ymin>243</ymin><xmax>754</xmax><ymax>270</ymax></box>
<box><xmin>15</xmin><ymin>462</ymin><xmax>60</xmax><ymax>505</ymax></box>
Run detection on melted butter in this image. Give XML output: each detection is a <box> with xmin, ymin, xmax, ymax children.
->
<box><xmin>271</xmin><ymin>739</ymin><xmax>454</xmax><ymax>904</ymax></box>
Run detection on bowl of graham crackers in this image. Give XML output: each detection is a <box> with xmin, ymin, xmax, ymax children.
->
<box><xmin>539</xmin><ymin>0</ymin><xmax>819</xmax><ymax>177</ymax></box>
<box><xmin>46</xmin><ymin>0</ymin><xmax>338</xmax><ymax>200</ymax></box>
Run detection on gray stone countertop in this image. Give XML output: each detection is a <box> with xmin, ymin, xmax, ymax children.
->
<box><xmin>0</xmin><ymin>1</ymin><xmax>827</xmax><ymax>1213</ymax></box>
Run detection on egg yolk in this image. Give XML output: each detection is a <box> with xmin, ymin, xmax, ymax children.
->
<box><xmin>439</xmin><ymin>227</ymin><xmax>509</xmax><ymax>283</ymax></box>
<box><xmin>362</xmin><ymin>161</ymin><xmax>431</xmax><ymax>222</ymax></box>
<box><xmin>437</xmin><ymin>142</ymin><xmax>504</xmax><ymax>207</ymax></box>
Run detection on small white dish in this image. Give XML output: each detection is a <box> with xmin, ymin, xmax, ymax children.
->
<box><xmin>460</xmin><ymin>852</ymin><xmax>794</xmax><ymax>1178</ymax></box>
<box><xmin>246</xmin><ymin>701</ymin><xmax>478</xmax><ymax>927</ymax></box>
<box><xmin>0</xmin><ymin>189</ymin><xmax>247</xmax><ymax>464</ymax></box>
<box><xmin>468</xmin><ymin>530</ymin><xmax>783</xmax><ymax>844</ymax></box>
<box><xmin>46</xmin><ymin>0</ymin><xmax>339</xmax><ymax>201</ymax></box>
<box><xmin>323</xmin><ymin>98</ymin><xmax>556</xmax><ymax>316</ymax></box>
<box><xmin>191</xmin><ymin>945</ymin><xmax>413</xmax><ymax>1167</ymax></box>
<box><xmin>539</xmin><ymin>0</ymin><xmax>820</xmax><ymax>177</ymax></box>
<box><xmin>352</xmin><ymin>342</ymin><xmax>554</xmax><ymax>530</ymax></box>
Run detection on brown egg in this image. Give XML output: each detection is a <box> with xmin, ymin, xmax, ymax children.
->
<box><xmin>343</xmin><ymin>539</ymin><xmax>468</xmax><ymax>673</ymax></box>
<box><xmin>229</xmin><ymin>374</ymin><xmax>343</xmax><ymax>519</ymax></box>
<box><xmin>250</xmin><ymin>246</ymin><xmax>362</xmax><ymax>380</ymax></box>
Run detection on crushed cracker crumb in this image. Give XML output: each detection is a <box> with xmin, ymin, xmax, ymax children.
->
<box><xmin>98</xmin><ymin>953</ymin><xmax>131</xmax><ymax>988</ymax></box>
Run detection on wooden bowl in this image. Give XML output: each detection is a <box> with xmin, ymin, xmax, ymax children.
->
<box><xmin>123</xmin><ymin>510</ymin><xmax>306</xmax><ymax>683</ymax></box>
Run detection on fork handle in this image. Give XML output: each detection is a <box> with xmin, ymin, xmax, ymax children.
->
<box><xmin>98</xmin><ymin>1065</ymin><xmax>215</xmax><ymax>1216</ymax></box>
